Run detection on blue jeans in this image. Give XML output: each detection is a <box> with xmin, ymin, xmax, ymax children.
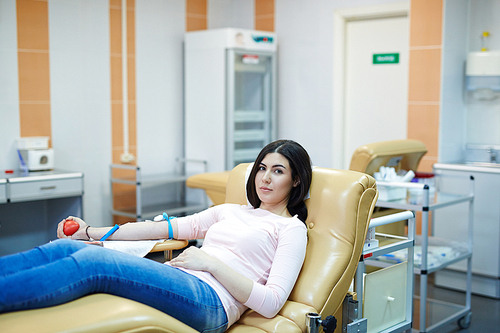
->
<box><xmin>0</xmin><ymin>239</ymin><xmax>227</xmax><ymax>333</ymax></box>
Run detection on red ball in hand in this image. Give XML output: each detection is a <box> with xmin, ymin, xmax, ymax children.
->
<box><xmin>63</xmin><ymin>220</ymin><xmax>80</xmax><ymax>236</ymax></box>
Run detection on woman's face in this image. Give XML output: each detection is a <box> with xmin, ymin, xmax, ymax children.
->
<box><xmin>255</xmin><ymin>153</ymin><xmax>299</xmax><ymax>215</ymax></box>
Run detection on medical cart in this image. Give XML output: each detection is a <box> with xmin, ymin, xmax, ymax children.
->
<box><xmin>375</xmin><ymin>178</ymin><xmax>474</xmax><ymax>332</ymax></box>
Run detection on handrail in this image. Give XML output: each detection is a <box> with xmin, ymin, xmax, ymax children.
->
<box><xmin>369</xmin><ymin>210</ymin><xmax>415</xmax><ymax>228</ymax></box>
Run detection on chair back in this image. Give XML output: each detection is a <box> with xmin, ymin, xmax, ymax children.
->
<box><xmin>225</xmin><ymin>163</ymin><xmax>378</xmax><ymax>332</ymax></box>
<box><xmin>349</xmin><ymin>139</ymin><xmax>427</xmax><ymax>175</ymax></box>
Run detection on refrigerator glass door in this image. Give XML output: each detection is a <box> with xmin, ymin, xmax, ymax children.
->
<box><xmin>226</xmin><ymin>50</ymin><xmax>276</xmax><ymax>169</ymax></box>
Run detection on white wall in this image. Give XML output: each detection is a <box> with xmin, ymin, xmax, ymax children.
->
<box><xmin>440</xmin><ymin>0</ymin><xmax>469</xmax><ymax>163</ymax></box>
<box><xmin>465</xmin><ymin>0</ymin><xmax>500</xmax><ymax>146</ymax></box>
<box><xmin>208</xmin><ymin>0</ymin><xmax>254</xmax><ymax>30</ymax></box>
<box><xmin>48</xmin><ymin>0</ymin><xmax>112</xmax><ymax>227</ymax></box>
<box><xmin>275</xmin><ymin>0</ymin><xmax>406</xmax><ymax>168</ymax></box>
<box><xmin>136</xmin><ymin>0</ymin><xmax>185</xmax><ymax>176</ymax></box>
<box><xmin>0</xmin><ymin>0</ymin><xmax>20</xmax><ymax>171</ymax></box>
<box><xmin>135</xmin><ymin>0</ymin><xmax>186</xmax><ymax>207</ymax></box>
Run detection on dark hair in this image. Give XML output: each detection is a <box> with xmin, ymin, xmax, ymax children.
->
<box><xmin>246</xmin><ymin>139</ymin><xmax>312</xmax><ymax>223</ymax></box>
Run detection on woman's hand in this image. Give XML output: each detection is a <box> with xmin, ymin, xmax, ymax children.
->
<box><xmin>57</xmin><ymin>216</ymin><xmax>88</xmax><ymax>240</ymax></box>
<box><xmin>169</xmin><ymin>246</ymin><xmax>214</xmax><ymax>271</ymax></box>
<box><xmin>170</xmin><ymin>246</ymin><xmax>253</xmax><ymax>304</ymax></box>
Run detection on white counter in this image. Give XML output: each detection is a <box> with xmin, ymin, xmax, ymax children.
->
<box><xmin>434</xmin><ymin>162</ymin><xmax>500</xmax><ymax>174</ymax></box>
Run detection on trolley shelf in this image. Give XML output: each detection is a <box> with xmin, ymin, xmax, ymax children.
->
<box><xmin>413</xmin><ymin>296</ymin><xmax>471</xmax><ymax>332</ymax></box>
<box><xmin>112</xmin><ymin>202</ymin><xmax>207</xmax><ymax>220</ymax></box>
<box><xmin>110</xmin><ymin>159</ymin><xmax>208</xmax><ymax>222</ymax></box>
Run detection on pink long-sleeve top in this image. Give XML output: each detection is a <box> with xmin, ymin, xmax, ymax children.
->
<box><xmin>168</xmin><ymin>203</ymin><xmax>308</xmax><ymax>327</ymax></box>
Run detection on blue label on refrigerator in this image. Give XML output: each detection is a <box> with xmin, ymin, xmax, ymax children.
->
<box><xmin>252</xmin><ymin>35</ymin><xmax>274</xmax><ymax>43</ymax></box>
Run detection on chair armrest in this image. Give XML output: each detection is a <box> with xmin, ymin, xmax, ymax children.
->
<box><xmin>150</xmin><ymin>239</ymin><xmax>189</xmax><ymax>252</ymax></box>
<box><xmin>278</xmin><ymin>301</ymin><xmax>318</xmax><ymax>333</ymax></box>
<box><xmin>229</xmin><ymin>310</ymin><xmax>302</xmax><ymax>333</ymax></box>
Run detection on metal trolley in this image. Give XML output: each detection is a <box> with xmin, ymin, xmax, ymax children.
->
<box><xmin>375</xmin><ymin>178</ymin><xmax>474</xmax><ymax>332</ymax></box>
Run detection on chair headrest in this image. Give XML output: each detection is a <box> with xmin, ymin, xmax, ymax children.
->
<box><xmin>349</xmin><ymin>139</ymin><xmax>427</xmax><ymax>175</ymax></box>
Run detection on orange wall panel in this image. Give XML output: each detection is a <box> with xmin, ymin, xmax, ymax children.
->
<box><xmin>408</xmin><ymin>49</ymin><xmax>442</xmax><ymax>102</ymax></box>
<box><xmin>186</xmin><ymin>0</ymin><xmax>207</xmax><ymax>15</ymax></box>
<box><xmin>16</xmin><ymin>0</ymin><xmax>49</xmax><ymax>50</ymax></box>
<box><xmin>110</xmin><ymin>0</ymin><xmax>137</xmax><ymax>217</ymax></box>
<box><xmin>407</xmin><ymin>104</ymin><xmax>440</xmax><ymax>157</ymax></box>
<box><xmin>128</xmin><ymin>102</ymin><xmax>137</xmax><ymax>151</ymax></box>
<box><xmin>110</xmin><ymin>56</ymin><xmax>123</xmax><ymax>101</ymax></box>
<box><xmin>255</xmin><ymin>0</ymin><xmax>274</xmax><ymax>32</ymax></box>
<box><xmin>127</xmin><ymin>56</ymin><xmax>136</xmax><ymax>101</ymax></box>
<box><xmin>418</xmin><ymin>157</ymin><xmax>438</xmax><ymax>173</ymax></box>
<box><xmin>255</xmin><ymin>17</ymin><xmax>274</xmax><ymax>32</ymax></box>
<box><xmin>109</xmin><ymin>4</ymin><xmax>122</xmax><ymax>54</ymax></box>
<box><xmin>186</xmin><ymin>0</ymin><xmax>207</xmax><ymax>32</ymax></box>
<box><xmin>186</xmin><ymin>17</ymin><xmax>207</xmax><ymax>32</ymax></box>
<box><xmin>407</xmin><ymin>0</ymin><xmax>444</xmax><ymax>174</ymax></box>
<box><xmin>109</xmin><ymin>0</ymin><xmax>136</xmax><ymax>162</ymax></box>
<box><xmin>19</xmin><ymin>103</ymin><xmax>51</xmax><ymax>138</ymax></box>
<box><xmin>111</xmin><ymin>103</ymin><xmax>124</xmax><ymax>148</ymax></box>
<box><xmin>255</xmin><ymin>0</ymin><xmax>274</xmax><ymax>16</ymax></box>
<box><xmin>409</xmin><ymin>0</ymin><xmax>443</xmax><ymax>47</ymax></box>
<box><xmin>17</xmin><ymin>0</ymin><xmax>51</xmax><ymax>146</ymax></box>
<box><xmin>17</xmin><ymin>51</ymin><xmax>51</xmax><ymax>102</ymax></box>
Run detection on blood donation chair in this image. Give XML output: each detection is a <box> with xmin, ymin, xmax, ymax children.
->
<box><xmin>186</xmin><ymin>169</ymin><xmax>231</xmax><ymax>206</ymax></box>
<box><xmin>349</xmin><ymin>139</ymin><xmax>427</xmax><ymax>235</ymax></box>
<box><xmin>0</xmin><ymin>163</ymin><xmax>378</xmax><ymax>333</ymax></box>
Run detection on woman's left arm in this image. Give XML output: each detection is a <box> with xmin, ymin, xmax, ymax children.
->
<box><xmin>170</xmin><ymin>221</ymin><xmax>308</xmax><ymax>317</ymax></box>
<box><xmin>169</xmin><ymin>246</ymin><xmax>254</xmax><ymax>304</ymax></box>
<box><xmin>243</xmin><ymin>223</ymin><xmax>307</xmax><ymax>318</ymax></box>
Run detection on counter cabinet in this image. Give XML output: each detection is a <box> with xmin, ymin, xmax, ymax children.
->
<box><xmin>0</xmin><ymin>170</ymin><xmax>84</xmax><ymax>256</ymax></box>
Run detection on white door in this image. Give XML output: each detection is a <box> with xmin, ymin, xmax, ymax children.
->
<box><xmin>343</xmin><ymin>15</ymin><xmax>409</xmax><ymax>168</ymax></box>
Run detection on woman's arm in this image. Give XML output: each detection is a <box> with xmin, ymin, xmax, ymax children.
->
<box><xmin>170</xmin><ymin>219</ymin><xmax>307</xmax><ymax>314</ymax></box>
<box><xmin>169</xmin><ymin>246</ymin><xmax>254</xmax><ymax>304</ymax></box>
<box><xmin>243</xmin><ymin>223</ymin><xmax>307</xmax><ymax>318</ymax></box>
<box><xmin>57</xmin><ymin>216</ymin><xmax>178</xmax><ymax>241</ymax></box>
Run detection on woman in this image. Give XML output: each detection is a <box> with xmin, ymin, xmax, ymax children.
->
<box><xmin>0</xmin><ymin>139</ymin><xmax>313</xmax><ymax>333</ymax></box>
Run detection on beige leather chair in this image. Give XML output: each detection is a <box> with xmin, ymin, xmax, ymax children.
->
<box><xmin>349</xmin><ymin>139</ymin><xmax>427</xmax><ymax>176</ymax></box>
<box><xmin>0</xmin><ymin>163</ymin><xmax>378</xmax><ymax>333</ymax></box>
<box><xmin>186</xmin><ymin>171</ymin><xmax>231</xmax><ymax>206</ymax></box>
<box><xmin>349</xmin><ymin>139</ymin><xmax>427</xmax><ymax>235</ymax></box>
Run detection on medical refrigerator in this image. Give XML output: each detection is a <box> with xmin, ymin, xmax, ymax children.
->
<box><xmin>184</xmin><ymin>28</ymin><xmax>277</xmax><ymax>172</ymax></box>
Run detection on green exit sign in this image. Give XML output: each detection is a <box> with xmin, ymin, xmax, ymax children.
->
<box><xmin>373</xmin><ymin>53</ymin><xmax>399</xmax><ymax>64</ymax></box>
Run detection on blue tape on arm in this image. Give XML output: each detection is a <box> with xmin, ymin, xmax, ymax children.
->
<box><xmin>100</xmin><ymin>224</ymin><xmax>120</xmax><ymax>241</ymax></box>
<box><xmin>163</xmin><ymin>212</ymin><xmax>175</xmax><ymax>239</ymax></box>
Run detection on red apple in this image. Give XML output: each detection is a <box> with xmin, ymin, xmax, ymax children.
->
<box><xmin>63</xmin><ymin>220</ymin><xmax>80</xmax><ymax>236</ymax></box>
